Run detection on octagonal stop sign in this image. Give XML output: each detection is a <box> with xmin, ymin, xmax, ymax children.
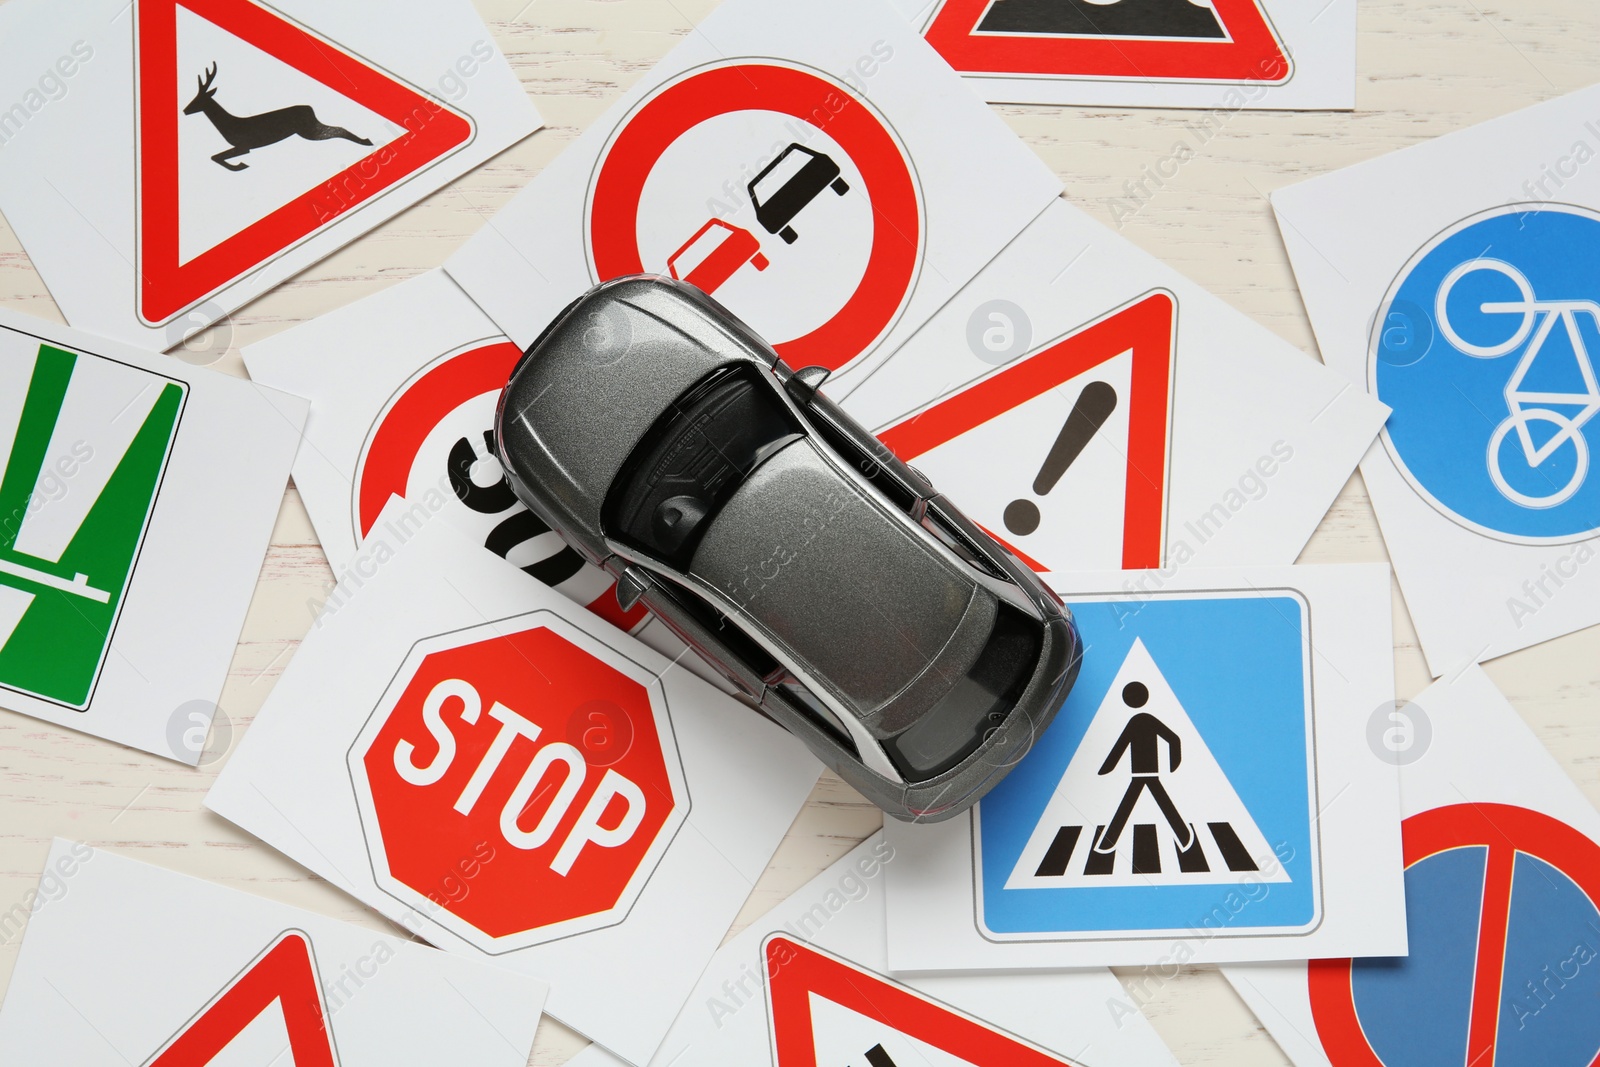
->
<box><xmin>349</xmin><ymin>611</ymin><xmax>688</xmax><ymax>954</ymax></box>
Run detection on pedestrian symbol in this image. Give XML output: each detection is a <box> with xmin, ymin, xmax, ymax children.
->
<box><xmin>977</xmin><ymin>591</ymin><xmax>1317</xmax><ymax>940</ymax></box>
<box><xmin>1005</xmin><ymin>638</ymin><xmax>1290</xmax><ymax>890</ymax></box>
<box><xmin>1372</xmin><ymin>204</ymin><xmax>1600</xmax><ymax>543</ymax></box>
<box><xmin>0</xmin><ymin>340</ymin><xmax>184</xmax><ymax>709</ymax></box>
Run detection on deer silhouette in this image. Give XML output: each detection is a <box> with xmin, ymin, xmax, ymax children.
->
<box><xmin>183</xmin><ymin>63</ymin><xmax>373</xmax><ymax>171</ymax></box>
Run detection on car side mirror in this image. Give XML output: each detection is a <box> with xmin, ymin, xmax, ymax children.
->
<box><xmin>782</xmin><ymin>365</ymin><xmax>831</xmax><ymax>407</ymax></box>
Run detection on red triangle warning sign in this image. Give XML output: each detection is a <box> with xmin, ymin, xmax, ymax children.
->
<box><xmin>921</xmin><ymin>0</ymin><xmax>1292</xmax><ymax>85</ymax></box>
<box><xmin>877</xmin><ymin>290</ymin><xmax>1176</xmax><ymax>571</ymax></box>
<box><xmin>143</xmin><ymin>930</ymin><xmax>338</xmax><ymax>1067</ymax></box>
<box><xmin>135</xmin><ymin>0</ymin><xmax>474</xmax><ymax>326</ymax></box>
<box><xmin>764</xmin><ymin>935</ymin><xmax>1079</xmax><ymax>1065</ymax></box>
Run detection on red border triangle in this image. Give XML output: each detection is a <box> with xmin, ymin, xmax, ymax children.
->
<box><xmin>922</xmin><ymin>0</ymin><xmax>1291</xmax><ymax>84</ymax></box>
<box><xmin>877</xmin><ymin>290</ymin><xmax>1177</xmax><ymax>571</ymax></box>
<box><xmin>135</xmin><ymin>0</ymin><xmax>473</xmax><ymax>326</ymax></box>
<box><xmin>764</xmin><ymin>935</ymin><xmax>1078</xmax><ymax>1065</ymax></box>
<box><xmin>145</xmin><ymin>930</ymin><xmax>338</xmax><ymax>1067</ymax></box>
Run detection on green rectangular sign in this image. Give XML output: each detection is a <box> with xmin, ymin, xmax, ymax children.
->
<box><xmin>0</xmin><ymin>342</ymin><xmax>185</xmax><ymax>709</ymax></box>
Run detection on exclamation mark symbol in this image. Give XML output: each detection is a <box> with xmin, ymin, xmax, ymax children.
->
<box><xmin>861</xmin><ymin>1045</ymin><xmax>898</xmax><ymax>1067</ymax></box>
<box><xmin>1004</xmin><ymin>381</ymin><xmax>1119</xmax><ymax>536</ymax></box>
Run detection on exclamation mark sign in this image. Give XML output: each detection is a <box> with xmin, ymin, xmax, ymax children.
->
<box><xmin>1003</xmin><ymin>381</ymin><xmax>1118</xmax><ymax>536</ymax></box>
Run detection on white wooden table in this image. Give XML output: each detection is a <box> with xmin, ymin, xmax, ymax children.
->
<box><xmin>2</xmin><ymin>1</ymin><xmax>1598</xmax><ymax>1063</ymax></box>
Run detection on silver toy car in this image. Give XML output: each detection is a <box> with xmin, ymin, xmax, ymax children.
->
<box><xmin>495</xmin><ymin>276</ymin><xmax>1081</xmax><ymax>821</ymax></box>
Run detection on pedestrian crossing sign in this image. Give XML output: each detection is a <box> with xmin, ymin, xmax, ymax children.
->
<box><xmin>0</xmin><ymin>341</ymin><xmax>185</xmax><ymax>709</ymax></box>
<box><xmin>976</xmin><ymin>589</ymin><xmax>1319</xmax><ymax>941</ymax></box>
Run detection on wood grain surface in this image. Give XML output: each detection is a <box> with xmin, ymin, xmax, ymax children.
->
<box><xmin>2</xmin><ymin>0</ymin><xmax>1598</xmax><ymax>1063</ymax></box>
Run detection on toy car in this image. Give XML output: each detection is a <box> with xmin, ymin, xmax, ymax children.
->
<box><xmin>748</xmin><ymin>143</ymin><xmax>849</xmax><ymax>245</ymax></box>
<box><xmin>495</xmin><ymin>276</ymin><xmax>1082</xmax><ymax>821</ymax></box>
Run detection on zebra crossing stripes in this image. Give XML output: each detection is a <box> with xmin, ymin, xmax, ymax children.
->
<box><xmin>1033</xmin><ymin>821</ymin><xmax>1261</xmax><ymax>879</ymax></box>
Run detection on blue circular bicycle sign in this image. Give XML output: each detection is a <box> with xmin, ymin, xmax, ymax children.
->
<box><xmin>1371</xmin><ymin>204</ymin><xmax>1600</xmax><ymax>543</ymax></box>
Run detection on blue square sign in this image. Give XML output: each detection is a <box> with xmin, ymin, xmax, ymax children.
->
<box><xmin>976</xmin><ymin>589</ymin><xmax>1320</xmax><ymax>941</ymax></box>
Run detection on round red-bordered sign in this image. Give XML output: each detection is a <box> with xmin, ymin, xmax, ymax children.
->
<box><xmin>1308</xmin><ymin>803</ymin><xmax>1600</xmax><ymax>1067</ymax></box>
<box><xmin>585</xmin><ymin>60</ymin><xmax>922</xmax><ymax>374</ymax></box>
<box><xmin>352</xmin><ymin>339</ymin><xmax>646</xmax><ymax>631</ymax></box>
<box><xmin>354</xmin><ymin>338</ymin><xmax>521</xmax><ymax>538</ymax></box>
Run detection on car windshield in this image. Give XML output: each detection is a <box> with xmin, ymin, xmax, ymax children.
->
<box><xmin>602</xmin><ymin>366</ymin><xmax>801</xmax><ymax>569</ymax></box>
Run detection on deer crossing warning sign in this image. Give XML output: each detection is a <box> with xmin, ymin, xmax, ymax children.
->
<box><xmin>136</xmin><ymin>0</ymin><xmax>474</xmax><ymax>326</ymax></box>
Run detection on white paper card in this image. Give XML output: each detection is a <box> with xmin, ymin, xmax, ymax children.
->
<box><xmin>882</xmin><ymin>563</ymin><xmax>1406</xmax><ymax>971</ymax></box>
<box><xmin>442</xmin><ymin>0</ymin><xmax>1062</xmax><ymax>398</ymax></box>
<box><xmin>1271</xmin><ymin>85</ymin><xmax>1600</xmax><ymax>673</ymax></box>
<box><xmin>1224</xmin><ymin>665</ymin><xmax>1600</xmax><ymax>1067</ymax></box>
<box><xmin>0</xmin><ymin>0</ymin><xmax>541</xmax><ymax>350</ymax></box>
<box><xmin>204</xmin><ymin>504</ymin><xmax>820</xmax><ymax>1065</ymax></box>
<box><xmin>241</xmin><ymin>268</ymin><xmax>643</xmax><ymax>630</ymax></box>
<box><xmin>566</xmin><ymin>833</ymin><xmax>1181</xmax><ymax>1067</ymax></box>
<box><xmin>0</xmin><ymin>305</ymin><xmax>305</xmax><ymax>762</ymax></box>
<box><xmin>840</xmin><ymin>198</ymin><xmax>1388</xmax><ymax>574</ymax></box>
<box><xmin>890</xmin><ymin>0</ymin><xmax>1356</xmax><ymax>110</ymax></box>
<box><xmin>0</xmin><ymin>840</ymin><xmax>547</xmax><ymax>1066</ymax></box>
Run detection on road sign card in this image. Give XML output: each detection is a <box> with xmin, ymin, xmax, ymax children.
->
<box><xmin>1224</xmin><ymin>665</ymin><xmax>1600</xmax><ymax>1067</ymax></box>
<box><xmin>241</xmin><ymin>269</ymin><xmax>646</xmax><ymax>633</ymax></box>
<box><xmin>141</xmin><ymin>931</ymin><xmax>339</xmax><ymax>1067</ymax></box>
<box><xmin>843</xmin><ymin>199</ymin><xmax>1388</xmax><ymax>574</ymax></box>
<box><xmin>1271</xmin><ymin>84</ymin><xmax>1600</xmax><ymax>674</ymax></box>
<box><xmin>0</xmin><ymin>841</ymin><xmax>547</xmax><ymax>1067</ymax></box>
<box><xmin>562</xmin><ymin>833</ymin><xmax>1181</xmax><ymax>1067</ymax></box>
<box><xmin>0</xmin><ymin>0</ymin><xmax>540</xmax><ymax>350</ymax></box>
<box><xmin>442</xmin><ymin>0</ymin><xmax>1062</xmax><ymax>399</ymax></box>
<box><xmin>887</xmin><ymin>0</ymin><xmax>1354</xmax><ymax>109</ymax></box>
<box><xmin>0</xmin><ymin>305</ymin><xmax>304</xmax><ymax>761</ymax></box>
<box><xmin>881</xmin><ymin>563</ymin><xmax>1406</xmax><ymax>971</ymax></box>
<box><xmin>203</xmin><ymin>505</ymin><xmax>820</xmax><ymax>1066</ymax></box>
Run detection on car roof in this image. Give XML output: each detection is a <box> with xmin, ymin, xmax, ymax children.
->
<box><xmin>686</xmin><ymin>437</ymin><xmax>995</xmax><ymax>728</ymax></box>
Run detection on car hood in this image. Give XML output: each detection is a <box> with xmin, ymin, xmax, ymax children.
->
<box><xmin>687</xmin><ymin>438</ymin><xmax>994</xmax><ymax>728</ymax></box>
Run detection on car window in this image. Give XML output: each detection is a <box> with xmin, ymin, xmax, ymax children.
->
<box><xmin>774</xmin><ymin>676</ymin><xmax>859</xmax><ymax>757</ymax></box>
<box><xmin>882</xmin><ymin>601</ymin><xmax>1041</xmax><ymax>782</ymax></box>
<box><xmin>920</xmin><ymin>504</ymin><xmax>1008</xmax><ymax>581</ymax></box>
<box><xmin>655</xmin><ymin>569</ymin><xmax>783</xmax><ymax>683</ymax></box>
<box><xmin>797</xmin><ymin>402</ymin><xmax>922</xmax><ymax>514</ymax></box>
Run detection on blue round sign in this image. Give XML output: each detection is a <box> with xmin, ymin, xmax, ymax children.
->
<box><xmin>1310</xmin><ymin>804</ymin><xmax>1600</xmax><ymax>1067</ymax></box>
<box><xmin>1371</xmin><ymin>204</ymin><xmax>1600</xmax><ymax>543</ymax></box>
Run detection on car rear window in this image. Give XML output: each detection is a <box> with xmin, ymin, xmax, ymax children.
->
<box><xmin>882</xmin><ymin>601</ymin><xmax>1042</xmax><ymax>782</ymax></box>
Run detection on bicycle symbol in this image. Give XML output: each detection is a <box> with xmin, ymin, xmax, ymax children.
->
<box><xmin>1372</xmin><ymin>204</ymin><xmax>1600</xmax><ymax>543</ymax></box>
<box><xmin>1435</xmin><ymin>258</ymin><xmax>1600</xmax><ymax>508</ymax></box>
